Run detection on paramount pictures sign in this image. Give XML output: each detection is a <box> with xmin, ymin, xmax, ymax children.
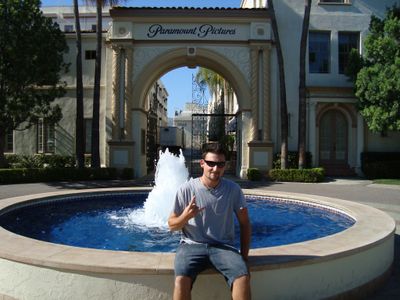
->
<box><xmin>130</xmin><ymin>23</ymin><xmax>249</xmax><ymax>40</ymax></box>
<box><xmin>147</xmin><ymin>24</ymin><xmax>237</xmax><ymax>38</ymax></box>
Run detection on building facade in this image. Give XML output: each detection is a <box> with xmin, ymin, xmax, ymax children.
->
<box><xmin>4</xmin><ymin>1</ymin><xmax>400</xmax><ymax>178</ymax></box>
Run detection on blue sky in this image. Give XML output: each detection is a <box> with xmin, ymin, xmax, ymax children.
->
<box><xmin>41</xmin><ymin>1</ymin><xmax>242</xmax><ymax>8</ymax></box>
<box><xmin>41</xmin><ymin>0</ymin><xmax>242</xmax><ymax>117</ymax></box>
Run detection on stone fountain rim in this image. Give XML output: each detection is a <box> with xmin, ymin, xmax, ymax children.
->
<box><xmin>0</xmin><ymin>187</ymin><xmax>395</xmax><ymax>275</ymax></box>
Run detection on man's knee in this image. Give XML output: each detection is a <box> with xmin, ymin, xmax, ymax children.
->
<box><xmin>174</xmin><ymin>275</ymin><xmax>192</xmax><ymax>289</ymax></box>
<box><xmin>233</xmin><ymin>274</ymin><xmax>251</xmax><ymax>288</ymax></box>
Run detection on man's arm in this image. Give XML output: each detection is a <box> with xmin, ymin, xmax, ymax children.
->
<box><xmin>236</xmin><ymin>207</ymin><xmax>251</xmax><ymax>261</ymax></box>
<box><xmin>168</xmin><ymin>196</ymin><xmax>203</xmax><ymax>231</ymax></box>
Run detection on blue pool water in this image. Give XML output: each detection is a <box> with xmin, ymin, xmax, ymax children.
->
<box><xmin>0</xmin><ymin>192</ymin><xmax>355</xmax><ymax>252</ymax></box>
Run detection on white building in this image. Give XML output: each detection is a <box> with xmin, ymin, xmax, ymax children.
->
<box><xmin>5</xmin><ymin>1</ymin><xmax>400</xmax><ymax>178</ymax></box>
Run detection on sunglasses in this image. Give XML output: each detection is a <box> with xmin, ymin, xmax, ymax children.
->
<box><xmin>204</xmin><ymin>160</ymin><xmax>226</xmax><ymax>168</ymax></box>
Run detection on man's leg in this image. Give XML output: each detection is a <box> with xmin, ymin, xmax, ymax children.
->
<box><xmin>232</xmin><ymin>275</ymin><xmax>251</xmax><ymax>300</ymax></box>
<box><xmin>173</xmin><ymin>276</ymin><xmax>192</xmax><ymax>300</ymax></box>
<box><xmin>174</xmin><ymin>243</ymin><xmax>210</xmax><ymax>300</ymax></box>
<box><xmin>209</xmin><ymin>245</ymin><xmax>251</xmax><ymax>300</ymax></box>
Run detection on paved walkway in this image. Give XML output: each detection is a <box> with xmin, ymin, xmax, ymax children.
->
<box><xmin>0</xmin><ymin>177</ymin><xmax>399</xmax><ymax>299</ymax></box>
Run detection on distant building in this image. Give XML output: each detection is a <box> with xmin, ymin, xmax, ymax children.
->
<box><xmin>5</xmin><ymin>6</ymin><xmax>168</xmax><ymax>173</ymax></box>
<box><xmin>173</xmin><ymin>103</ymin><xmax>206</xmax><ymax>149</ymax></box>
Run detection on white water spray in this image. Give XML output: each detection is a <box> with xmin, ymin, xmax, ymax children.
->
<box><xmin>112</xmin><ymin>148</ymin><xmax>189</xmax><ymax>229</ymax></box>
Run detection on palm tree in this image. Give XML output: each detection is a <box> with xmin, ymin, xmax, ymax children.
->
<box><xmin>298</xmin><ymin>0</ymin><xmax>312</xmax><ymax>169</ymax></box>
<box><xmin>195</xmin><ymin>68</ymin><xmax>230</xmax><ymax>141</ymax></box>
<box><xmin>269</xmin><ymin>0</ymin><xmax>289</xmax><ymax>169</ymax></box>
<box><xmin>86</xmin><ymin>0</ymin><xmax>122</xmax><ymax>168</ymax></box>
<box><xmin>73</xmin><ymin>0</ymin><xmax>85</xmax><ymax>168</ymax></box>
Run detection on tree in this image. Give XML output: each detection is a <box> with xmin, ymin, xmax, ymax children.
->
<box><xmin>86</xmin><ymin>0</ymin><xmax>122</xmax><ymax>168</ymax></box>
<box><xmin>298</xmin><ymin>0</ymin><xmax>312</xmax><ymax>169</ymax></box>
<box><xmin>269</xmin><ymin>0</ymin><xmax>289</xmax><ymax>169</ymax></box>
<box><xmin>74</xmin><ymin>0</ymin><xmax>85</xmax><ymax>168</ymax></box>
<box><xmin>346</xmin><ymin>6</ymin><xmax>400</xmax><ymax>133</ymax></box>
<box><xmin>195</xmin><ymin>68</ymin><xmax>230</xmax><ymax>142</ymax></box>
<box><xmin>0</xmin><ymin>0</ymin><xmax>68</xmax><ymax>168</ymax></box>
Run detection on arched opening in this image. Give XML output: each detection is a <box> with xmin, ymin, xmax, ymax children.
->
<box><xmin>142</xmin><ymin>65</ymin><xmax>240</xmax><ymax>175</ymax></box>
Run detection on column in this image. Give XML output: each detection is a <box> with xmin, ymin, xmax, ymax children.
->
<box><xmin>262</xmin><ymin>47</ymin><xmax>271</xmax><ymax>142</ymax></box>
<box><xmin>124</xmin><ymin>47</ymin><xmax>133</xmax><ymax>140</ymax></box>
<box><xmin>258</xmin><ymin>49</ymin><xmax>264</xmax><ymax>140</ymax></box>
<box><xmin>108</xmin><ymin>45</ymin><xmax>135</xmax><ymax>175</ymax></box>
<box><xmin>250</xmin><ymin>47</ymin><xmax>259</xmax><ymax>141</ymax></box>
<box><xmin>111</xmin><ymin>46</ymin><xmax>121</xmax><ymax>140</ymax></box>
<box><xmin>118</xmin><ymin>48</ymin><xmax>126</xmax><ymax>140</ymax></box>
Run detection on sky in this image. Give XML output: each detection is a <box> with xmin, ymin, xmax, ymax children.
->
<box><xmin>40</xmin><ymin>0</ymin><xmax>243</xmax><ymax>118</ymax></box>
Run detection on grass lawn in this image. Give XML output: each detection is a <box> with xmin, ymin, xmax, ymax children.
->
<box><xmin>373</xmin><ymin>179</ymin><xmax>400</xmax><ymax>185</ymax></box>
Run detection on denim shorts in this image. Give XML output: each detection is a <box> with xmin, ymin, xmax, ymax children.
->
<box><xmin>174</xmin><ymin>243</ymin><xmax>249</xmax><ymax>288</ymax></box>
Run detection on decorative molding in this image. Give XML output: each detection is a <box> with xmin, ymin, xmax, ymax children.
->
<box><xmin>212</xmin><ymin>46</ymin><xmax>251</xmax><ymax>85</ymax></box>
<box><xmin>132</xmin><ymin>47</ymin><xmax>174</xmax><ymax>82</ymax></box>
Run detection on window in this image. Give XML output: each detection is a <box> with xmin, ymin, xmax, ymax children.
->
<box><xmin>309</xmin><ymin>31</ymin><xmax>331</xmax><ymax>73</ymax></box>
<box><xmin>338</xmin><ymin>32</ymin><xmax>359</xmax><ymax>74</ymax></box>
<box><xmin>85</xmin><ymin>50</ymin><xmax>96</xmax><ymax>60</ymax></box>
<box><xmin>4</xmin><ymin>129</ymin><xmax>13</xmax><ymax>153</ymax></box>
<box><xmin>91</xmin><ymin>24</ymin><xmax>97</xmax><ymax>32</ymax></box>
<box><xmin>64</xmin><ymin>24</ymin><xmax>74</xmax><ymax>32</ymax></box>
<box><xmin>84</xmin><ymin>119</ymin><xmax>92</xmax><ymax>154</ymax></box>
<box><xmin>37</xmin><ymin>119</ymin><xmax>55</xmax><ymax>153</ymax></box>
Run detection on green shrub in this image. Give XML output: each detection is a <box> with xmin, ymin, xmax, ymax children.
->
<box><xmin>361</xmin><ymin>152</ymin><xmax>400</xmax><ymax>179</ymax></box>
<box><xmin>120</xmin><ymin>168</ymin><xmax>134</xmax><ymax>180</ymax></box>
<box><xmin>362</xmin><ymin>161</ymin><xmax>400</xmax><ymax>179</ymax></box>
<box><xmin>272</xmin><ymin>151</ymin><xmax>312</xmax><ymax>169</ymax></box>
<box><xmin>269</xmin><ymin>168</ymin><xmax>325</xmax><ymax>183</ymax></box>
<box><xmin>5</xmin><ymin>154</ymin><xmax>75</xmax><ymax>169</ymax></box>
<box><xmin>247</xmin><ymin>168</ymin><xmax>262</xmax><ymax>181</ymax></box>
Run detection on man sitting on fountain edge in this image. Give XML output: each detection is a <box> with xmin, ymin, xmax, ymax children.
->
<box><xmin>168</xmin><ymin>142</ymin><xmax>251</xmax><ymax>300</ymax></box>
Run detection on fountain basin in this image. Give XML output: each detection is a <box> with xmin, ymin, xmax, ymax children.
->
<box><xmin>0</xmin><ymin>187</ymin><xmax>395</xmax><ymax>300</ymax></box>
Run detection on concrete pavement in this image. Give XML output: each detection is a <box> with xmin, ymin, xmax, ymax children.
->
<box><xmin>0</xmin><ymin>177</ymin><xmax>399</xmax><ymax>299</ymax></box>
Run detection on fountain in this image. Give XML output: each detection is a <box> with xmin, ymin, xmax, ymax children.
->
<box><xmin>0</xmin><ymin>149</ymin><xmax>395</xmax><ymax>299</ymax></box>
<box><xmin>124</xmin><ymin>148</ymin><xmax>188</xmax><ymax>228</ymax></box>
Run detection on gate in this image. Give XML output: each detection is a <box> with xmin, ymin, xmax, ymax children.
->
<box><xmin>188</xmin><ymin>73</ymin><xmax>239</xmax><ymax>176</ymax></box>
<box><xmin>190</xmin><ymin>113</ymin><xmax>238</xmax><ymax>176</ymax></box>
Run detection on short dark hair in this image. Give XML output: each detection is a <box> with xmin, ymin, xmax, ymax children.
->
<box><xmin>201</xmin><ymin>142</ymin><xmax>227</xmax><ymax>159</ymax></box>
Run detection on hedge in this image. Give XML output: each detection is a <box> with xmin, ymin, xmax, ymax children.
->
<box><xmin>0</xmin><ymin>167</ymin><xmax>123</xmax><ymax>184</ymax></box>
<box><xmin>5</xmin><ymin>154</ymin><xmax>75</xmax><ymax>169</ymax></box>
<box><xmin>362</xmin><ymin>161</ymin><xmax>400</xmax><ymax>179</ymax></box>
<box><xmin>269</xmin><ymin>168</ymin><xmax>325</xmax><ymax>183</ymax></box>
<box><xmin>247</xmin><ymin>168</ymin><xmax>262</xmax><ymax>181</ymax></box>
<box><xmin>361</xmin><ymin>152</ymin><xmax>400</xmax><ymax>179</ymax></box>
<box><xmin>272</xmin><ymin>151</ymin><xmax>312</xmax><ymax>169</ymax></box>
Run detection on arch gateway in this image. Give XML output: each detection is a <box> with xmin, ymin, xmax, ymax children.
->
<box><xmin>105</xmin><ymin>7</ymin><xmax>273</xmax><ymax>178</ymax></box>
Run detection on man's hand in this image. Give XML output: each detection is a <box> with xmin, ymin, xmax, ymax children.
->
<box><xmin>168</xmin><ymin>196</ymin><xmax>204</xmax><ymax>231</ymax></box>
<box><xmin>183</xmin><ymin>196</ymin><xmax>204</xmax><ymax>219</ymax></box>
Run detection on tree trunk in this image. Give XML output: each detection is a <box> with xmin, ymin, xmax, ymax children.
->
<box><xmin>91</xmin><ymin>0</ymin><xmax>102</xmax><ymax>168</ymax></box>
<box><xmin>0</xmin><ymin>129</ymin><xmax>8</xmax><ymax>168</ymax></box>
<box><xmin>74</xmin><ymin>0</ymin><xmax>85</xmax><ymax>169</ymax></box>
<box><xmin>269</xmin><ymin>0</ymin><xmax>288</xmax><ymax>169</ymax></box>
<box><xmin>298</xmin><ymin>0</ymin><xmax>312</xmax><ymax>169</ymax></box>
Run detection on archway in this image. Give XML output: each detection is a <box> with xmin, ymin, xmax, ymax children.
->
<box><xmin>106</xmin><ymin>6</ymin><xmax>273</xmax><ymax>178</ymax></box>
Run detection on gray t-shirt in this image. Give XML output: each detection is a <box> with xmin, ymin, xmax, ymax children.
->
<box><xmin>172</xmin><ymin>177</ymin><xmax>247</xmax><ymax>246</ymax></box>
